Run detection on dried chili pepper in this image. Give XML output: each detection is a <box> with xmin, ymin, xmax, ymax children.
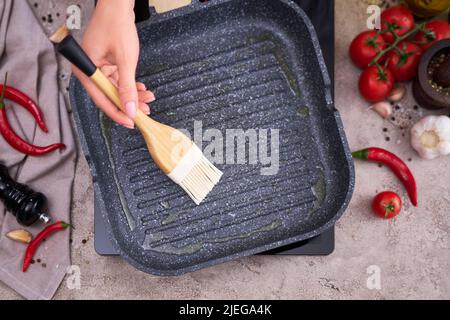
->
<box><xmin>352</xmin><ymin>147</ymin><xmax>418</xmax><ymax>207</ymax></box>
<box><xmin>0</xmin><ymin>85</ymin><xmax>48</xmax><ymax>132</ymax></box>
<box><xmin>0</xmin><ymin>74</ymin><xmax>65</xmax><ymax>156</ymax></box>
<box><xmin>23</xmin><ymin>221</ymin><xmax>70</xmax><ymax>272</ymax></box>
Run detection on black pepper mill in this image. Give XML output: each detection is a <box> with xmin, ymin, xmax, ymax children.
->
<box><xmin>0</xmin><ymin>163</ymin><xmax>51</xmax><ymax>226</ymax></box>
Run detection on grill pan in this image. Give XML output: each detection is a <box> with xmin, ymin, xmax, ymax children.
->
<box><xmin>69</xmin><ymin>0</ymin><xmax>354</xmax><ymax>276</ymax></box>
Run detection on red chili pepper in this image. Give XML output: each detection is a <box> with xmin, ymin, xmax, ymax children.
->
<box><xmin>352</xmin><ymin>147</ymin><xmax>418</xmax><ymax>207</ymax></box>
<box><xmin>0</xmin><ymin>85</ymin><xmax>48</xmax><ymax>133</ymax></box>
<box><xmin>0</xmin><ymin>74</ymin><xmax>65</xmax><ymax>156</ymax></box>
<box><xmin>23</xmin><ymin>221</ymin><xmax>70</xmax><ymax>272</ymax></box>
<box><xmin>0</xmin><ymin>107</ymin><xmax>66</xmax><ymax>156</ymax></box>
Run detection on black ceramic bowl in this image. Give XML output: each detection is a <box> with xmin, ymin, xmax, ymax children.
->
<box><xmin>414</xmin><ymin>39</ymin><xmax>450</xmax><ymax>109</ymax></box>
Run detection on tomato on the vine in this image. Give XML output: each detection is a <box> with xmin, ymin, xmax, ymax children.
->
<box><xmin>386</xmin><ymin>41</ymin><xmax>422</xmax><ymax>82</ymax></box>
<box><xmin>381</xmin><ymin>5</ymin><xmax>415</xmax><ymax>43</ymax></box>
<box><xmin>413</xmin><ymin>20</ymin><xmax>450</xmax><ymax>51</ymax></box>
<box><xmin>349</xmin><ymin>31</ymin><xmax>387</xmax><ymax>69</ymax></box>
<box><xmin>359</xmin><ymin>66</ymin><xmax>395</xmax><ymax>103</ymax></box>
<box><xmin>372</xmin><ymin>192</ymin><xmax>402</xmax><ymax>220</ymax></box>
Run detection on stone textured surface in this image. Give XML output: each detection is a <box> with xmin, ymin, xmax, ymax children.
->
<box><xmin>0</xmin><ymin>0</ymin><xmax>449</xmax><ymax>299</ymax></box>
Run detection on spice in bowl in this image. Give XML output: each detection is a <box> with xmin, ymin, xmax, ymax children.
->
<box><xmin>429</xmin><ymin>52</ymin><xmax>450</xmax><ymax>94</ymax></box>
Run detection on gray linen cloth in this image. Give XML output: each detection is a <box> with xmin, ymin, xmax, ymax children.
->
<box><xmin>0</xmin><ymin>0</ymin><xmax>76</xmax><ymax>299</ymax></box>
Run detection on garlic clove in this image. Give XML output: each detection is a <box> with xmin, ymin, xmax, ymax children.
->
<box><xmin>6</xmin><ymin>229</ymin><xmax>32</xmax><ymax>244</ymax></box>
<box><xmin>388</xmin><ymin>84</ymin><xmax>406</xmax><ymax>103</ymax></box>
<box><xmin>369</xmin><ymin>101</ymin><xmax>393</xmax><ymax>119</ymax></box>
<box><xmin>438</xmin><ymin>141</ymin><xmax>450</xmax><ymax>156</ymax></box>
<box><xmin>435</xmin><ymin>116</ymin><xmax>450</xmax><ymax>137</ymax></box>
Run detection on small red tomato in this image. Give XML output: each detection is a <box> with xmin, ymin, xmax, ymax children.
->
<box><xmin>349</xmin><ymin>31</ymin><xmax>387</xmax><ymax>69</ymax></box>
<box><xmin>386</xmin><ymin>41</ymin><xmax>422</xmax><ymax>82</ymax></box>
<box><xmin>413</xmin><ymin>20</ymin><xmax>450</xmax><ymax>51</ymax></box>
<box><xmin>381</xmin><ymin>5</ymin><xmax>415</xmax><ymax>44</ymax></box>
<box><xmin>372</xmin><ymin>192</ymin><xmax>402</xmax><ymax>220</ymax></box>
<box><xmin>359</xmin><ymin>66</ymin><xmax>395</xmax><ymax>103</ymax></box>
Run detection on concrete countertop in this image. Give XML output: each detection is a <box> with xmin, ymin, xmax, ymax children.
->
<box><xmin>1</xmin><ymin>0</ymin><xmax>449</xmax><ymax>299</ymax></box>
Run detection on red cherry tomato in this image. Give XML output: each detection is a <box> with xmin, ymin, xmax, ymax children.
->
<box><xmin>359</xmin><ymin>66</ymin><xmax>395</xmax><ymax>103</ymax></box>
<box><xmin>381</xmin><ymin>5</ymin><xmax>415</xmax><ymax>43</ymax></box>
<box><xmin>372</xmin><ymin>192</ymin><xmax>402</xmax><ymax>220</ymax></box>
<box><xmin>413</xmin><ymin>20</ymin><xmax>450</xmax><ymax>51</ymax></box>
<box><xmin>349</xmin><ymin>31</ymin><xmax>387</xmax><ymax>69</ymax></box>
<box><xmin>386</xmin><ymin>41</ymin><xmax>422</xmax><ymax>82</ymax></box>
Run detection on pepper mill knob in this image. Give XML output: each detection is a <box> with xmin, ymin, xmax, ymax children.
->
<box><xmin>39</xmin><ymin>213</ymin><xmax>51</xmax><ymax>224</ymax></box>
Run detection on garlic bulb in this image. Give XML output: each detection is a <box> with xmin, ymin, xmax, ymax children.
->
<box><xmin>411</xmin><ymin>116</ymin><xmax>450</xmax><ymax>160</ymax></box>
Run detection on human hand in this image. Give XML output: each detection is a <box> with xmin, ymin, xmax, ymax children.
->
<box><xmin>72</xmin><ymin>0</ymin><xmax>154</xmax><ymax>129</ymax></box>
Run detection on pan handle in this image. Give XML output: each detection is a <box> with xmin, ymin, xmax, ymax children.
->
<box><xmin>149</xmin><ymin>0</ymin><xmax>192</xmax><ymax>14</ymax></box>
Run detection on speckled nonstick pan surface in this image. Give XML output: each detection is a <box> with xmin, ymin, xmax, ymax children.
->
<box><xmin>69</xmin><ymin>0</ymin><xmax>354</xmax><ymax>276</ymax></box>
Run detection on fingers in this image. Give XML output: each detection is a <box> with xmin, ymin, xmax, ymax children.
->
<box><xmin>104</xmin><ymin>73</ymin><xmax>154</xmax><ymax>104</ymax></box>
<box><xmin>100</xmin><ymin>65</ymin><xmax>155</xmax><ymax>104</ymax></box>
<box><xmin>136</xmin><ymin>82</ymin><xmax>146</xmax><ymax>91</ymax></box>
<box><xmin>138</xmin><ymin>90</ymin><xmax>155</xmax><ymax>104</ymax></box>
<box><xmin>136</xmin><ymin>83</ymin><xmax>153</xmax><ymax>114</ymax></box>
<box><xmin>101</xmin><ymin>65</ymin><xmax>118</xmax><ymax>78</ymax></box>
<box><xmin>137</xmin><ymin>85</ymin><xmax>154</xmax><ymax>115</ymax></box>
<box><xmin>116</xmin><ymin>60</ymin><xmax>139</xmax><ymax>120</ymax></box>
<box><xmin>107</xmin><ymin>76</ymin><xmax>153</xmax><ymax>104</ymax></box>
<box><xmin>72</xmin><ymin>66</ymin><xmax>135</xmax><ymax>128</ymax></box>
<box><xmin>139</xmin><ymin>102</ymin><xmax>150</xmax><ymax>115</ymax></box>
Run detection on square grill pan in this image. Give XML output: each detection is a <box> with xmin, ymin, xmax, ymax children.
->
<box><xmin>69</xmin><ymin>0</ymin><xmax>354</xmax><ymax>276</ymax></box>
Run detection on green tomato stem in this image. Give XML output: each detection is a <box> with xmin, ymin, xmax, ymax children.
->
<box><xmin>369</xmin><ymin>23</ymin><xmax>426</xmax><ymax>67</ymax></box>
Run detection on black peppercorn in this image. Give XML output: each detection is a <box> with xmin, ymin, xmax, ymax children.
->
<box><xmin>433</xmin><ymin>58</ymin><xmax>450</xmax><ymax>88</ymax></box>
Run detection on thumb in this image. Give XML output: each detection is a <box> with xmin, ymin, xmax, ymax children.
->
<box><xmin>117</xmin><ymin>61</ymin><xmax>139</xmax><ymax>120</ymax></box>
